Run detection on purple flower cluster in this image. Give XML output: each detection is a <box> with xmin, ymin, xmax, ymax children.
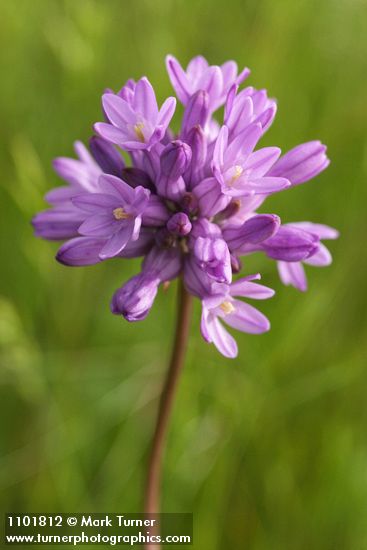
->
<box><xmin>33</xmin><ymin>55</ymin><xmax>338</xmax><ymax>358</ymax></box>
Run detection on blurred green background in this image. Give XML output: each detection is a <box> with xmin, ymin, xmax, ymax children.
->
<box><xmin>0</xmin><ymin>0</ymin><xmax>366</xmax><ymax>548</ymax></box>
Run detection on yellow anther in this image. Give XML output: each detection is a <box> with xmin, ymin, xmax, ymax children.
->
<box><xmin>220</xmin><ymin>301</ymin><xmax>235</xmax><ymax>315</ymax></box>
<box><xmin>229</xmin><ymin>165</ymin><xmax>243</xmax><ymax>186</ymax></box>
<box><xmin>134</xmin><ymin>122</ymin><xmax>145</xmax><ymax>142</ymax></box>
<box><xmin>113</xmin><ymin>207</ymin><xmax>129</xmax><ymax>220</ymax></box>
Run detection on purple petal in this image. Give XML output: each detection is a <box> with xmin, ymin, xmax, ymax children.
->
<box><xmin>99</xmin><ymin>224</ymin><xmax>134</xmax><ymax>259</ymax></box>
<box><xmin>212</xmin><ymin>126</ymin><xmax>228</xmax><ymax>174</ymax></box>
<box><xmin>245</xmin><ymin>147</ymin><xmax>281</xmax><ymax>178</ymax></box>
<box><xmin>194</xmin><ymin>177</ymin><xmax>231</xmax><ymax>217</ymax></box>
<box><xmin>157</xmin><ymin>97</ymin><xmax>176</xmax><ymax>128</ymax></box>
<box><xmin>166</xmin><ymin>55</ymin><xmax>191</xmax><ymax>104</ymax></box>
<box><xmin>78</xmin><ymin>214</ymin><xmax>118</xmax><ymax>237</ymax></box>
<box><xmin>142</xmin><ymin>196</ymin><xmax>170</xmax><ymax>226</ymax></box>
<box><xmin>187</xmin><ymin>55</ymin><xmax>208</xmax><ymax>77</ymax></box>
<box><xmin>291</xmin><ymin>222</ymin><xmax>339</xmax><ymax>240</ymax></box>
<box><xmin>89</xmin><ymin>136</ymin><xmax>125</xmax><ymax>176</ymax></box>
<box><xmin>133</xmin><ymin>77</ymin><xmax>159</xmax><ymax>120</ymax></box>
<box><xmin>202</xmin><ymin>309</ymin><xmax>238</xmax><ymax>358</ymax></box>
<box><xmin>236</xmin><ymin>66</ymin><xmax>251</xmax><ymax>85</ymax></box>
<box><xmin>223</xmin><ymin>300</ymin><xmax>270</xmax><ymax>334</ymax></box>
<box><xmin>226</xmin><ymin>123</ymin><xmax>262</xmax><ymax>161</ymax></box>
<box><xmin>304</xmin><ymin>243</ymin><xmax>332</xmax><ymax>266</ymax></box>
<box><xmin>56</xmin><ymin>237</ymin><xmax>105</xmax><ymax>266</ymax></box>
<box><xmin>143</xmin><ymin>246</ymin><xmax>182</xmax><ymax>281</ymax></box>
<box><xmin>268</xmin><ymin>141</ymin><xmax>329</xmax><ymax>185</ymax></box>
<box><xmin>230</xmin><ymin>278</ymin><xmax>275</xmax><ymax>299</ymax></box>
<box><xmin>246</xmin><ymin>176</ymin><xmax>290</xmax><ymax>194</ymax></box>
<box><xmin>72</xmin><ymin>193</ymin><xmax>118</xmax><ymax>213</ymax></box>
<box><xmin>45</xmin><ymin>185</ymin><xmax>76</xmax><ymax>204</ymax></box>
<box><xmin>94</xmin><ymin>122</ymin><xmax>129</xmax><ymax>148</ymax></box>
<box><xmin>97</xmin><ymin>174</ymin><xmax>135</xmax><ymax>202</ymax></box>
<box><xmin>102</xmin><ymin>94</ymin><xmax>136</xmax><ymax>126</ymax></box>
<box><xmin>221</xmin><ymin>60</ymin><xmax>238</xmax><ymax>84</ymax></box>
<box><xmin>277</xmin><ymin>261</ymin><xmax>307</xmax><ymax>292</ymax></box>
<box><xmin>32</xmin><ymin>208</ymin><xmax>82</xmax><ymax>241</ymax></box>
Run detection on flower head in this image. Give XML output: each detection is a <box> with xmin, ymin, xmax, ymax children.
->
<box><xmin>33</xmin><ymin>54</ymin><xmax>337</xmax><ymax>359</ymax></box>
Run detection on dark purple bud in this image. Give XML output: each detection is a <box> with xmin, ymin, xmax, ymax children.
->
<box><xmin>160</xmin><ymin>141</ymin><xmax>192</xmax><ymax>180</ymax></box>
<box><xmin>56</xmin><ymin>237</ymin><xmax>105</xmax><ymax>266</ymax></box>
<box><xmin>223</xmin><ymin>214</ymin><xmax>280</xmax><ymax>250</ymax></box>
<box><xmin>262</xmin><ymin>226</ymin><xmax>320</xmax><ymax>261</ymax></box>
<box><xmin>111</xmin><ymin>274</ymin><xmax>159</xmax><ymax>321</ymax></box>
<box><xmin>89</xmin><ymin>136</ymin><xmax>125</xmax><ymax>177</ymax></box>
<box><xmin>120</xmin><ymin>167</ymin><xmax>154</xmax><ymax>190</ymax></box>
<box><xmin>167</xmin><ymin>212</ymin><xmax>192</xmax><ymax>236</ymax></box>
<box><xmin>181</xmin><ymin>90</ymin><xmax>210</xmax><ymax>136</ymax></box>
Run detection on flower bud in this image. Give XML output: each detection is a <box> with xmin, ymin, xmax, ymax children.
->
<box><xmin>181</xmin><ymin>90</ymin><xmax>209</xmax><ymax>136</ymax></box>
<box><xmin>160</xmin><ymin>141</ymin><xmax>192</xmax><ymax>180</ymax></box>
<box><xmin>262</xmin><ymin>226</ymin><xmax>320</xmax><ymax>261</ymax></box>
<box><xmin>111</xmin><ymin>274</ymin><xmax>159</xmax><ymax>321</ymax></box>
<box><xmin>167</xmin><ymin>212</ymin><xmax>192</xmax><ymax>236</ymax></box>
<box><xmin>223</xmin><ymin>214</ymin><xmax>280</xmax><ymax>250</ymax></box>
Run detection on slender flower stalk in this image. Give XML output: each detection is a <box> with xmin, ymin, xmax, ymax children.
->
<box><xmin>144</xmin><ymin>280</ymin><xmax>192</xmax><ymax>548</ymax></box>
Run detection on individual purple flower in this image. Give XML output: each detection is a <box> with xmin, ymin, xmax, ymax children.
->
<box><xmin>166</xmin><ymin>54</ymin><xmax>250</xmax><ymax>112</ymax></box>
<box><xmin>95</xmin><ymin>77</ymin><xmax>176</xmax><ymax>151</ymax></box>
<box><xmin>201</xmin><ymin>275</ymin><xmax>274</xmax><ymax>358</ymax></box>
<box><xmin>73</xmin><ymin>174</ymin><xmax>150</xmax><ymax>259</ymax></box>
<box><xmin>268</xmin><ymin>141</ymin><xmax>329</xmax><ymax>185</ymax></box>
<box><xmin>277</xmin><ymin>222</ymin><xmax>339</xmax><ymax>291</ymax></box>
<box><xmin>33</xmin><ymin>139</ymin><xmax>117</xmax><ymax>241</ymax></box>
<box><xmin>212</xmin><ymin>125</ymin><xmax>290</xmax><ymax>197</ymax></box>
